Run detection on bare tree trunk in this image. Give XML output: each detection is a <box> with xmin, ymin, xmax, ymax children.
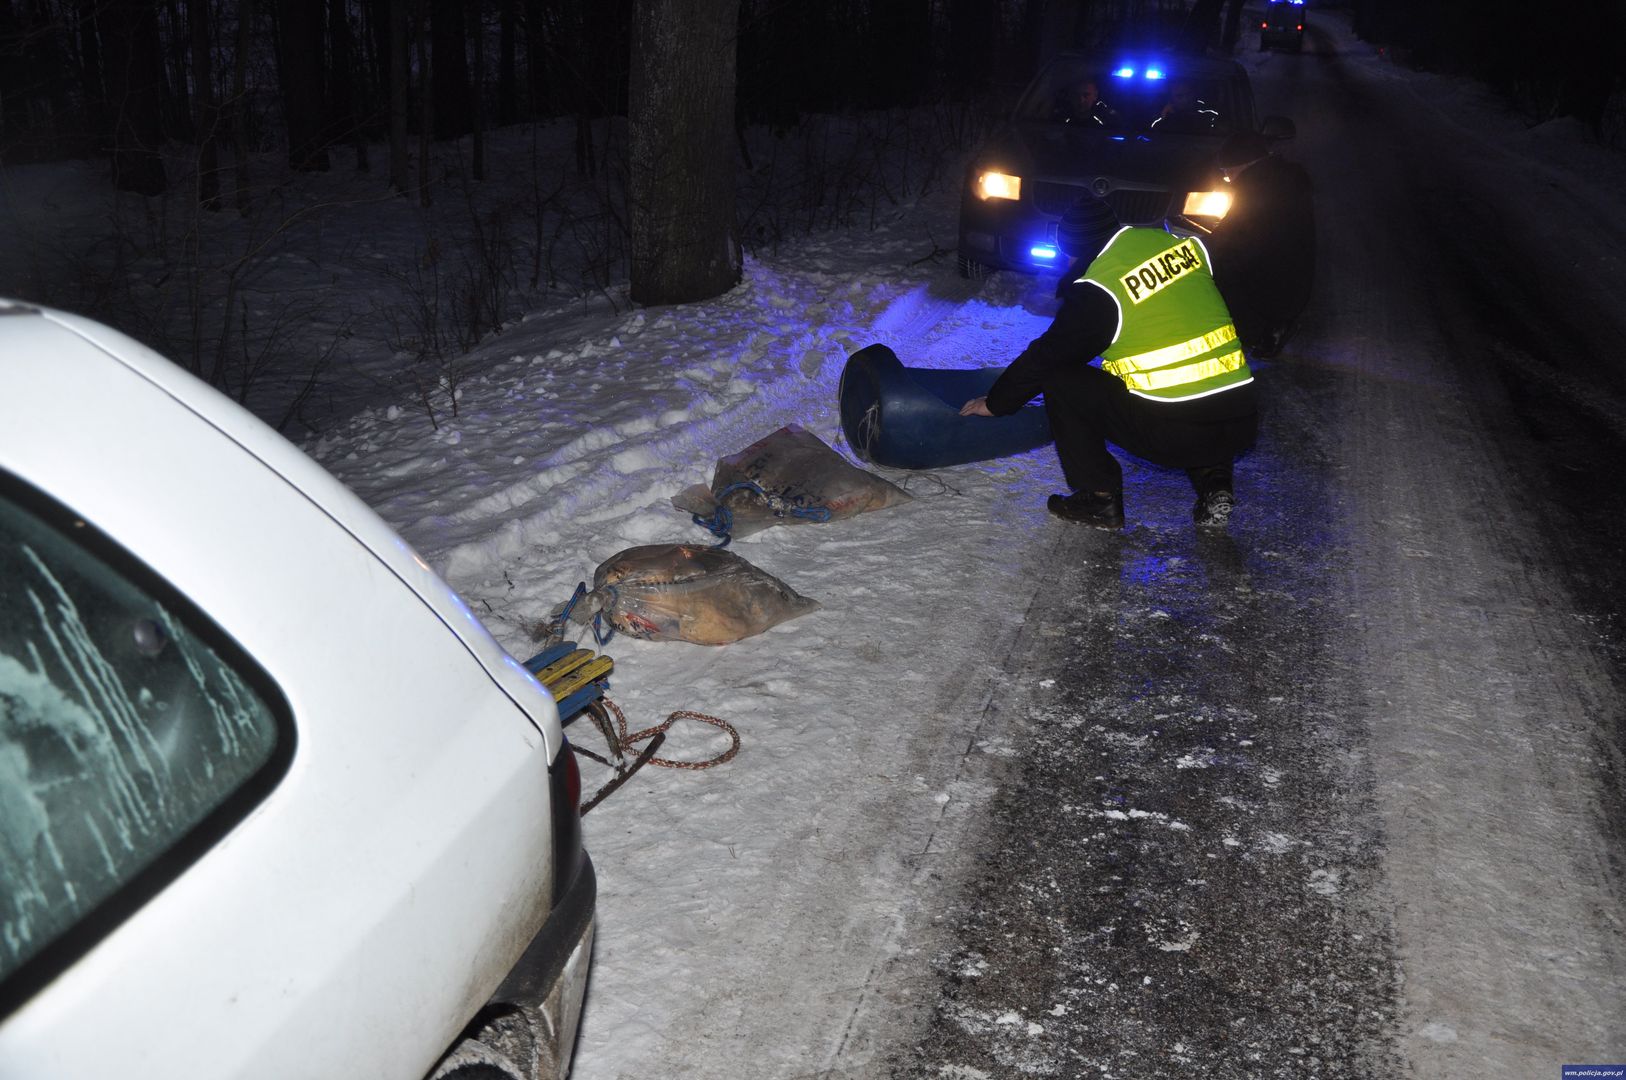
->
<box><xmin>573</xmin><ymin>113</ymin><xmax>593</xmax><ymax>177</ymax></box>
<box><xmin>165</xmin><ymin>0</ymin><xmax>192</xmax><ymax>140</ymax></box>
<box><xmin>1221</xmin><ymin>0</ymin><xmax>1246</xmax><ymax>52</ymax></box>
<box><xmin>869</xmin><ymin>0</ymin><xmax>930</xmax><ymax>108</ymax></box>
<box><xmin>388</xmin><ymin>0</ymin><xmax>409</xmax><ymax>192</ymax></box>
<box><xmin>329</xmin><ymin>0</ymin><xmax>366</xmax><ymax>169</ymax></box>
<box><xmin>76</xmin><ymin>0</ymin><xmax>108</xmax><ymax>151</ymax></box>
<box><xmin>415</xmin><ymin>0</ymin><xmax>431</xmax><ymax>206</ymax></box>
<box><xmin>276</xmin><ymin>0</ymin><xmax>330</xmax><ymax>169</ymax></box>
<box><xmin>185</xmin><ymin>0</ymin><xmax>221</xmax><ymax>209</ymax></box>
<box><xmin>1182</xmin><ymin>0</ymin><xmax>1225</xmax><ymax>53</ymax></box>
<box><xmin>523</xmin><ymin>0</ymin><xmax>545</xmax><ymax>118</ymax></box>
<box><xmin>628</xmin><ymin>0</ymin><xmax>741</xmax><ymax>305</ymax></box>
<box><xmin>430</xmin><ymin>0</ymin><xmax>469</xmax><ymax>137</ymax></box>
<box><xmin>1036</xmin><ymin>0</ymin><xmax>1079</xmax><ymax>69</ymax></box>
<box><xmin>497</xmin><ymin>0</ymin><xmax>515</xmax><ymax>125</ymax></box>
<box><xmin>233</xmin><ymin>0</ymin><xmax>251</xmax><ymax>211</ymax></box>
<box><xmin>102</xmin><ymin>0</ymin><xmax>169</xmax><ymax>194</ymax></box>
<box><xmin>948</xmin><ymin>0</ymin><xmax>998</xmax><ymax>103</ymax></box>
<box><xmin>470</xmin><ymin>0</ymin><xmax>483</xmax><ymax>180</ymax></box>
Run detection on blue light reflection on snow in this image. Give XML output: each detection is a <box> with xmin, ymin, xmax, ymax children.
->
<box><xmin>1123</xmin><ymin>550</ymin><xmax>1172</xmax><ymax>588</ymax></box>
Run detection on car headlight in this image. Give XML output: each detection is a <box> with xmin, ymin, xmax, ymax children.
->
<box><xmin>976</xmin><ymin>171</ymin><xmax>1022</xmax><ymax>201</ymax></box>
<box><xmin>1182</xmin><ymin>190</ymin><xmax>1232</xmax><ymax>218</ymax></box>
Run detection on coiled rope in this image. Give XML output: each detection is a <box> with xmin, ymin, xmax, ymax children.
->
<box><xmin>574</xmin><ymin>698</ymin><xmax>742</xmax><ymax>815</ymax></box>
<box><xmin>690</xmin><ymin>480</ymin><xmax>833</xmax><ymax>547</ymax></box>
<box><xmin>598</xmin><ymin>697</ymin><xmax>740</xmax><ymax>771</ymax></box>
<box><xmin>854</xmin><ymin>402</ymin><xmax>881</xmax><ymax>460</ymax></box>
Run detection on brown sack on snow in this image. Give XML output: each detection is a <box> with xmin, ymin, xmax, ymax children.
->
<box><xmin>578</xmin><ymin>544</ymin><xmax>819</xmax><ymax>646</ymax></box>
<box><xmin>671</xmin><ymin>424</ymin><xmax>910</xmax><ymax>540</ymax></box>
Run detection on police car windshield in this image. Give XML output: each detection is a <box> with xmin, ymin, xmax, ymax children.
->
<box><xmin>1020</xmin><ymin>61</ymin><xmax>1239</xmax><ymax>135</ymax></box>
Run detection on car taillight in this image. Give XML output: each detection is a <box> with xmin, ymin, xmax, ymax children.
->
<box><xmin>548</xmin><ymin>736</ymin><xmax>585</xmax><ymax>905</ymax></box>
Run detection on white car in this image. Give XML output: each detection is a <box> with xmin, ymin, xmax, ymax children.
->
<box><xmin>0</xmin><ymin>299</ymin><xmax>594</xmax><ymax>1079</ymax></box>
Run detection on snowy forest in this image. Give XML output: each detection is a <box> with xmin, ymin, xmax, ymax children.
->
<box><xmin>1</xmin><ymin>0</ymin><xmax>1622</xmax><ymax>433</ymax></box>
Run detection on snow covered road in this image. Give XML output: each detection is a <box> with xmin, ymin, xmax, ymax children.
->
<box><xmin>303</xmin><ymin>11</ymin><xmax>1626</xmax><ymax>1078</ymax></box>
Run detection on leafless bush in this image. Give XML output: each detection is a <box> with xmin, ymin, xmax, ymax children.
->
<box><xmin>736</xmin><ymin>98</ymin><xmax>992</xmax><ymax>256</ymax></box>
<box><xmin>1</xmin><ymin>142</ymin><xmax>379</xmax><ymax>433</ymax></box>
<box><xmin>376</xmin><ymin>247</ymin><xmax>470</xmax><ymax>431</ymax></box>
<box><xmin>1600</xmin><ymin>89</ymin><xmax>1626</xmax><ymax>151</ymax></box>
<box><xmin>519</xmin><ymin>118</ymin><xmax>630</xmax><ymax>306</ymax></box>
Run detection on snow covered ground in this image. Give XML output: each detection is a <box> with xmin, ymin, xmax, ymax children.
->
<box><xmin>4</xmin><ymin>6</ymin><xmax>1625</xmax><ymax>1077</ymax></box>
<box><xmin>305</xmin><ymin>201</ymin><xmax>1075</xmax><ymax>1078</ymax></box>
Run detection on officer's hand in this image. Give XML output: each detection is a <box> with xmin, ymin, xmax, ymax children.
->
<box><xmin>959</xmin><ymin>396</ymin><xmax>994</xmax><ymax>418</ymax></box>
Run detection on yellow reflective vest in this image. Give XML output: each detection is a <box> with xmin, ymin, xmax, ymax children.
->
<box><xmin>1080</xmin><ymin>227</ymin><xmax>1252</xmax><ymax>402</ymax></box>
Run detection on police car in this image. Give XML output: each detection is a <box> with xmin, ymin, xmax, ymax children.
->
<box><xmin>1260</xmin><ymin>0</ymin><xmax>1308</xmax><ymax>52</ymax></box>
<box><xmin>956</xmin><ymin>53</ymin><xmax>1295</xmax><ymax>278</ymax></box>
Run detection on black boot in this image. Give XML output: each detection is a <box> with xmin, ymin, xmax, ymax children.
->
<box><xmin>1047</xmin><ymin>490</ymin><xmax>1124</xmax><ymax>528</ymax></box>
<box><xmin>1193</xmin><ymin>488</ymin><xmax>1235</xmax><ymax>528</ymax></box>
<box><xmin>1188</xmin><ymin>464</ymin><xmax>1235</xmax><ymax>529</ymax></box>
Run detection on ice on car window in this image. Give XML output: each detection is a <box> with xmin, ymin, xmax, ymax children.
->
<box><xmin>0</xmin><ymin>485</ymin><xmax>283</xmax><ymax>988</ymax></box>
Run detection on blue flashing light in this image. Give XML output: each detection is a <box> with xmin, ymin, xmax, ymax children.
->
<box><xmin>1115</xmin><ymin>62</ymin><xmax>1171</xmax><ymax>81</ymax></box>
<box><xmin>1110</xmin><ymin>135</ymin><xmax>1127</xmax><ymax>142</ymax></box>
<box><xmin>1030</xmin><ymin>244</ymin><xmax>1059</xmax><ymax>261</ymax></box>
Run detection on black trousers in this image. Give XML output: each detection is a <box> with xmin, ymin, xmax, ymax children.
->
<box><xmin>1042</xmin><ymin>365</ymin><xmax>1258</xmax><ymax>495</ymax></box>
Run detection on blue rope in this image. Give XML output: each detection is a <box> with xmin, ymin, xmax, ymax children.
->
<box><xmin>690</xmin><ymin>480</ymin><xmax>833</xmax><ymax>547</ymax></box>
<box><xmin>551</xmin><ymin>581</ymin><xmax>616</xmax><ymax>646</ymax></box>
<box><xmin>591</xmin><ymin>587</ymin><xmax>615</xmax><ymax>647</ymax></box>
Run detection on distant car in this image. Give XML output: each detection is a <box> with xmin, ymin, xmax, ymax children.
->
<box><xmin>956</xmin><ymin>53</ymin><xmax>1295</xmax><ymax>278</ymax></box>
<box><xmin>0</xmin><ymin>299</ymin><xmax>593</xmax><ymax>1079</ymax></box>
<box><xmin>1260</xmin><ymin>0</ymin><xmax>1307</xmax><ymax>51</ymax></box>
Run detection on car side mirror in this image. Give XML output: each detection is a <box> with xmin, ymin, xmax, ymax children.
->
<box><xmin>1260</xmin><ymin>115</ymin><xmax>1296</xmax><ymax>141</ymax></box>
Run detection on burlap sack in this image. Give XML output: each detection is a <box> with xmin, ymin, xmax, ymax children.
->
<box><xmin>574</xmin><ymin>544</ymin><xmax>819</xmax><ymax>646</ymax></box>
<box><xmin>671</xmin><ymin>424</ymin><xmax>910</xmax><ymax>541</ymax></box>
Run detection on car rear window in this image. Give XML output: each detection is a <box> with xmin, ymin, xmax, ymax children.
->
<box><xmin>0</xmin><ymin>475</ymin><xmax>292</xmax><ymax>1013</ymax></box>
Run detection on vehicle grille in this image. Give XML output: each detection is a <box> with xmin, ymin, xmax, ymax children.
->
<box><xmin>1105</xmin><ymin>189</ymin><xmax>1175</xmax><ymax>226</ymax></box>
<box><xmin>1031</xmin><ymin>180</ymin><xmax>1172</xmax><ymax>227</ymax></box>
<box><xmin>1031</xmin><ymin>180</ymin><xmax>1088</xmax><ymax>215</ymax></box>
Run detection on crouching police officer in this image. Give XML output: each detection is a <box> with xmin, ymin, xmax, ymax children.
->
<box><xmin>959</xmin><ymin>193</ymin><xmax>1257</xmax><ymax>529</ymax></box>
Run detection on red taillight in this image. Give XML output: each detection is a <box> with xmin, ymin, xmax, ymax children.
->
<box><xmin>1260</xmin><ymin>20</ymin><xmax>1268</xmax><ymax>28</ymax></box>
<box><xmin>549</xmin><ymin>736</ymin><xmax>586</xmax><ymax>904</ymax></box>
<box><xmin>562</xmin><ymin>738</ymin><xmax>582</xmax><ymax>809</ymax></box>
<box><xmin>1296</xmin><ymin>23</ymin><xmax>1303</xmax><ymax>30</ymax></box>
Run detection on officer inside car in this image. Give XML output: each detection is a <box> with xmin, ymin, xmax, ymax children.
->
<box><xmin>1057</xmin><ymin>78</ymin><xmax>1114</xmax><ymax>126</ymax></box>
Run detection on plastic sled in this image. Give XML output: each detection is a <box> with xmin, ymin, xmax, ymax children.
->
<box><xmin>523</xmin><ymin>641</ymin><xmax>613</xmax><ymax>724</ymax></box>
<box><xmin>525</xmin><ymin>640</ymin><xmax>667</xmax><ymax>815</ymax></box>
<box><xmin>837</xmin><ymin>343</ymin><xmax>1052</xmax><ymax>470</ymax></box>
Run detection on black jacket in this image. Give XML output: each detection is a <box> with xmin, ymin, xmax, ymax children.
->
<box><xmin>1207</xmin><ymin>155</ymin><xmax>1316</xmax><ymax>339</ymax></box>
<box><xmin>985</xmin><ymin>277</ymin><xmax>1115</xmax><ymax>416</ymax></box>
<box><xmin>984</xmin><ymin>275</ymin><xmax>1256</xmax><ymax>422</ymax></box>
